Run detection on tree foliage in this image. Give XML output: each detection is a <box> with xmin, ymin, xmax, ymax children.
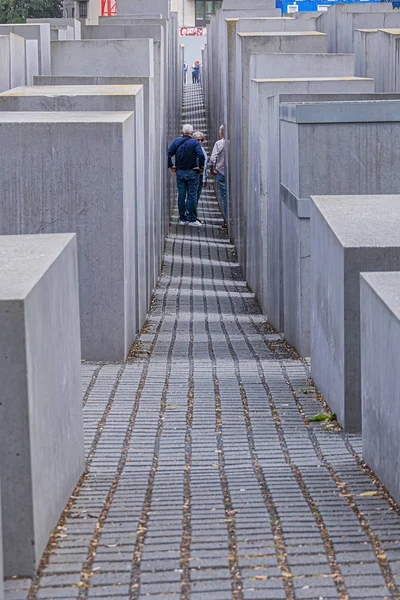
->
<box><xmin>0</xmin><ymin>0</ymin><xmax>63</xmax><ymax>23</ymax></box>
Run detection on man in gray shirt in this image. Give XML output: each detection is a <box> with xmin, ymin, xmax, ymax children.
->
<box><xmin>210</xmin><ymin>125</ymin><xmax>226</xmax><ymax>217</ymax></box>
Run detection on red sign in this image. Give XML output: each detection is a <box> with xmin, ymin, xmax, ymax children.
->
<box><xmin>179</xmin><ymin>27</ymin><xmax>207</xmax><ymax>36</ymax></box>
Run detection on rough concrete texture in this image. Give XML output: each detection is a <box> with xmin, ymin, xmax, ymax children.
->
<box><xmin>25</xmin><ymin>39</ymin><xmax>39</xmax><ymax>85</ymax></box>
<box><xmin>10</xmin><ymin>33</ymin><xmax>26</xmax><ymax>89</ymax></box>
<box><xmin>27</xmin><ymin>18</ymin><xmax>81</xmax><ymax>39</ymax></box>
<box><xmin>21</xmin><ymin>86</ymin><xmax>400</xmax><ymax>600</ymax></box>
<box><xmin>246</xmin><ymin>69</ymin><xmax>368</xmax><ymax>333</ymax></box>
<box><xmin>223</xmin><ymin>0</ymin><xmax>276</xmax><ymax>8</ymax></box>
<box><xmin>231</xmin><ymin>31</ymin><xmax>328</xmax><ymax>279</ymax></box>
<box><xmin>0</xmin><ymin>111</ymin><xmax>137</xmax><ymax>361</ymax></box>
<box><xmin>354</xmin><ymin>28</ymin><xmax>379</xmax><ymax>80</ymax></box>
<box><xmin>360</xmin><ymin>28</ymin><xmax>400</xmax><ymax>93</ymax></box>
<box><xmin>0</xmin><ymin>491</ymin><xmax>2</xmax><ymax>600</ymax></box>
<box><xmin>33</xmin><ymin>74</ymin><xmax>160</xmax><ymax>317</ymax></box>
<box><xmin>317</xmin><ymin>4</ymin><xmax>400</xmax><ymax>53</ymax></box>
<box><xmin>117</xmin><ymin>0</ymin><xmax>169</xmax><ymax>16</ymax></box>
<box><xmin>361</xmin><ymin>271</ymin><xmax>400</xmax><ymax>507</ymax></box>
<box><xmin>0</xmin><ymin>85</ymin><xmax>147</xmax><ymax>331</ymax></box>
<box><xmin>0</xmin><ymin>23</ymin><xmax>50</xmax><ymax>76</ymax></box>
<box><xmin>51</xmin><ymin>38</ymin><xmax>154</xmax><ymax>77</ymax></box>
<box><xmin>247</xmin><ymin>80</ymin><xmax>375</xmax><ymax>330</ymax></box>
<box><xmin>311</xmin><ymin>195</ymin><xmax>400</xmax><ymax>432</ymax></box>
<box><xmin>80</xmin><ymin>24</ymin><xmax>165</xmax><ymax>294</ymax></box>
<box><xmin>279</xmin><ymin>99</ymin><xmax>400</xmax><ymax>360</ymax></box>
<box><xmin>0</xmin><ymin>36</ymin><xmax>10</xmax><ymax>93</ymax></box>
<box><xmin>0</xmin><ymin>233</ymin><xmax>84</xmax><ymax>576</ymax></box>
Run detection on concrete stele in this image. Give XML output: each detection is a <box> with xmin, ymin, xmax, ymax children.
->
<box><xmin>311</xmin><ymin>194</ymin><xmax>400</xmax><ymax>432</ymax></box>
<box><xmin>25</xmin><ymin>39</ymin><xmax>39</xmax><ymax>85</ymax></box>
<box><xmin>0</xmin><ymin>111</ymin><xmax>137</xmax><ymax>361</ymax></box>
<box><xmin>117</xmin><ymin>0</ymin><xmax>169</xmax><ymax>17</ymax></box>
<box><xmin>278</xmin><ymin>98</ymin><xmax>400</xmax><ymax>358</ymax></box>
<box><xmin>231</xmin><ymin>30</ymin><xmax>328</xmax><ymax>275</ymax></box>
<box><xmin>246</xmin><ymin>78</ymin><xmax>374</xmax><ymax>332</ymax></box>
<box><xmin>51</xmin><ymin>38</ymin><xmax>154</xmax><ymax>77</ymax></box>
<box><xmin>0</xmin><ymin>84</ymin><xmax>147</xmax><ymax>332</ymax></box>
<box><xmin>360</xmin><ymin>271</ymin><xmax>400</xmax><ymax>506</ymax></box>
<box><xmin>0</xmin><ymin>23</ymin><xmax>50</xmax><ymax>75</ymax></box>
<box><xmin>0</xmin><ymin>233</ymin><xmax>84</xmax><ymax>576</ymax></box>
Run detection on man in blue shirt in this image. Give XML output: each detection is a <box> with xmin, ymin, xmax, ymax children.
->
<box><xmin>168</xmin><ymin>124</ymin><xmax>205</xmax><ymax>226</ymax></box>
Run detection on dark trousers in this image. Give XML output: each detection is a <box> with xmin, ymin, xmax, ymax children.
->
<box><xmin>216</xmin><ymin>172</ymin><xmax>226</xmax><ymax>216</ymax></box>
<box><xmin>176</xmin><ymin>169</ymin><xmax>199</xmax><ymax>222</ymax></box>
<box><xmin>195</xmin><ymin>176</ymin><xmax>204</xmax><ymax>218</ymax></box>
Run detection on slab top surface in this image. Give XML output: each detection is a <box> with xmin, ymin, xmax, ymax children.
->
<box><xmin>361</xmin><ymin>272</ymin><xmax>400</xmax><ymax>320</ymax></box>
<box><xmin>0</xmin><ymin>234</ymin><xmax>75</xmax><ymax>301</ymax></box>
<box><xmin>312</xmin><ymin>195</ymin><xmax>400</xmax><ymax>248</ymax></box>
<box><xmin>280</xmin><ymin>99</ymin><xmax>400</xmax><ymax>123</ymax></box>
<box><xmin>0</xmin><ymin>111</ymin><xmax>134</xmax><ymax>123</ymax></box>
<box><xmin>253</xmin><ymin>77</ymin><xmax>372</xmax><ymax>83</ymax></box>
<box><xmin>238</xmin><ymin>31</ymin><xmax>326</xmax><ymax>37</ymax></box>
<box><xmin>1</xmin><ymin>85</ymin><xmax>143</xmax><ymax>97</ymax></box>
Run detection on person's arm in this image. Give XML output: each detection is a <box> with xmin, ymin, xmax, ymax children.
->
<box><xmin>168</xmin><ymin>139</ymin><xmax>178</xmax><ymax>171</ymax></box>
<box><xmin>210</xmin><ymin>141</ymin><xmax>220</xmax><ymax>173</ymax></box>
<box><xmin>195</xmin><ymin>141</ymin><xmax>205</xmax><ymax>169</ymax></box>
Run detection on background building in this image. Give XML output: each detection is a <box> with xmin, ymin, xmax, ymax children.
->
<box><xmin>171</xmin><ymin>0</ymin><xmax>223</xmax><ymax>27</ymax></box>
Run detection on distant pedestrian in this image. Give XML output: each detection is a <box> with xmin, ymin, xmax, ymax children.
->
<box><xmin>193</xmin><ymin>131</ymin><xmax>208</xmax><ymax>221</ymax></box>
<box><xmin>183</xmin><ymin>62</ymin><xmax>188</xmax><ymax>84</ymax></box>
<box><xmin>210</xmin><ymin>125</ymin><xmax>226</xmax><ymax>216</ymax></box>
<box><xmin>192</xmin><ymin>60</ymin><xmax>200</xmax><ymax>84</ymax></box>
<box><xmin>168</xmin><ymin>124</ymin><xmax>205</xmax><ymax>226</ymax></box>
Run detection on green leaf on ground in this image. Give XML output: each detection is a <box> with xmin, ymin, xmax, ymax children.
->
<box><xmin>309</xmin><ymin>412</ymin><xmax>337</xmax><ymax>422</ymax></box>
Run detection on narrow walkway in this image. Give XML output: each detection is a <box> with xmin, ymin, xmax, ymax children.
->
<box><xmin>9</xmin><ymin>85</ymin><xmax>400</xmax><ymax>600</ymax></box>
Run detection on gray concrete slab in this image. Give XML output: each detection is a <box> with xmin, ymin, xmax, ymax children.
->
<box><xmin>221</xmin><ymin>16</ymin><xmax>318</xmax><ymax>237</ymax></box>
<box><xmin>116</xmin><ymin>0</ymin><xmax>169</xmax><ymax>17</ymax></box>
<box><xmin>10</xmin><ymin>33</ymin><xmax>26</xmax><ymax>89</ymax></box>
<box><xmin>311</xmin><ymin>195</ymin><xmax>400</xmax><ymax>432</ymax></box>
<box><xmin>81</xmin><ymin>24</ymin><xmax>165</xmax><ymax>289</ymax></box>
<box><xmin>25</xmin><ymin>39</ymin><xmax>39</xmax><ymax>85</ymax></box>
<box><xmin>51</xmin><ymin>38</ymin><xmax>154</xmax><ymax>77</ymax></box>
<box><xmin>0</xmin><ymin>233</ymin><xmax>84</xmax><ymax>576</ymax></box>
<box><xmin>354</xmin><ymin>28</ymin><xmax>379</xmax><ymax>80</ymax></box>
<box><xmin>231</xmin><ymin>31</ymin><xmax>328</xmax><ymax>276</ymax></box>
<box><xmin>0</xmin><ymin>490</ymin><xmax>2</xmax><ymax>600</ymax></box>
<box><xmin>0</xmin><ymin>111</ymin><xmax>137</xmax><ymax>361</ymax></box>
<box><xmin>248</xmin><ymin>81</ymin><xmax>374</xmax><ymax>335</ymax></box>
<box><xmin>33</xmin><ymin>75</ymin><xmax>159</xmax><ymax>296</ymax></box>
<box><xmin>0</xmin><ymin>23</ymin><xmax>50</xmax><ymax>75</ymax></box>
<box><xmin>316</xmin><ymin>3</ymin><xmax>400</xmax><ymax>53</ymax></box>
<box><xmin>0</xmin><ymin>85</ymin><xmax>147</xmax><ymax>333</ymax></box>
<box><xmin>0</xmin><ymin>37</ymin><xmax>10</xmax><ymax>93</ymax></box>
<box><xmin>27</xmin><ymin>17</ymin><xmax>81</xmax><ymax>39</ymax></box>
<box><xmin>279</xmin><ymin>98</ymin><xmax>400</xmax><ymax>357</ymax></box>
<box><xmin>360</xmin><ymin>271</ymin><xmax>400</xmax><ymax>506</ymax></box>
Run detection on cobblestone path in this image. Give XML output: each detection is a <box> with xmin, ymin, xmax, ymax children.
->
<box><xmin>7</xmin><ymin>85</ymin><xmax>400</xmax><ymax>600</ymax></box>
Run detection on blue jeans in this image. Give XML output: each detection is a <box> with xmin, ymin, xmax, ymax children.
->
<box><xmin>176</xmin><ymin>169</ymin><xmax>199</xmax><ymax>222</ymax></box>
<box><xmin>196</xmin><ymin>175</ymin><xmax>203</xmax><ymax>218</ymax></box>
<box><xmin>216</xmin><ymin>172</ymin><xmax>226</xmax><ymax>216</ymax></box>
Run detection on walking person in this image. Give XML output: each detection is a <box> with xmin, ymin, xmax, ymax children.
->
<box><xmin>210</xmin><ymin>125</ymin><xmax>226</xmax><ymax>216</ymax></box>
<box><xmin>168</xmin><ymin>124</ymin><xmax>205</xmax><ymax>227</ymax></box>
<box><xmin>193</xmin><ymin>131</ymin><xmax>208</xmax><ymax>221</ymax></box>
<box><xmin>192</xmin><ymin>60</ymin><xmax>200</xmax><ymax>83</ymax></box>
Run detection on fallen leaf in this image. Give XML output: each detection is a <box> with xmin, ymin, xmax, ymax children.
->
<box><xmin>310</xmin><ymin>412</ymin><xmax>336</xmax><ymax>422</ymax></box>
<box><xmin>255</xmin><ymin>575</ymin><xmax>268</xmax><ymax>580</ymax></box>
<box><xmin>359</xmin><ymin>491</ymin><xmax>379</xmax><ymax>497</ymax></box>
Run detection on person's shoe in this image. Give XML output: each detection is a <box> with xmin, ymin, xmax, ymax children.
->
<box><xmin>189</xmin><ymin>220</ymin><xmax>202</xmax><ymax>227</ymax></box>
<box><xmin>179</xmin><ymin>219</ymin><xmax>187</xmax><ymax>225</ymax></box>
